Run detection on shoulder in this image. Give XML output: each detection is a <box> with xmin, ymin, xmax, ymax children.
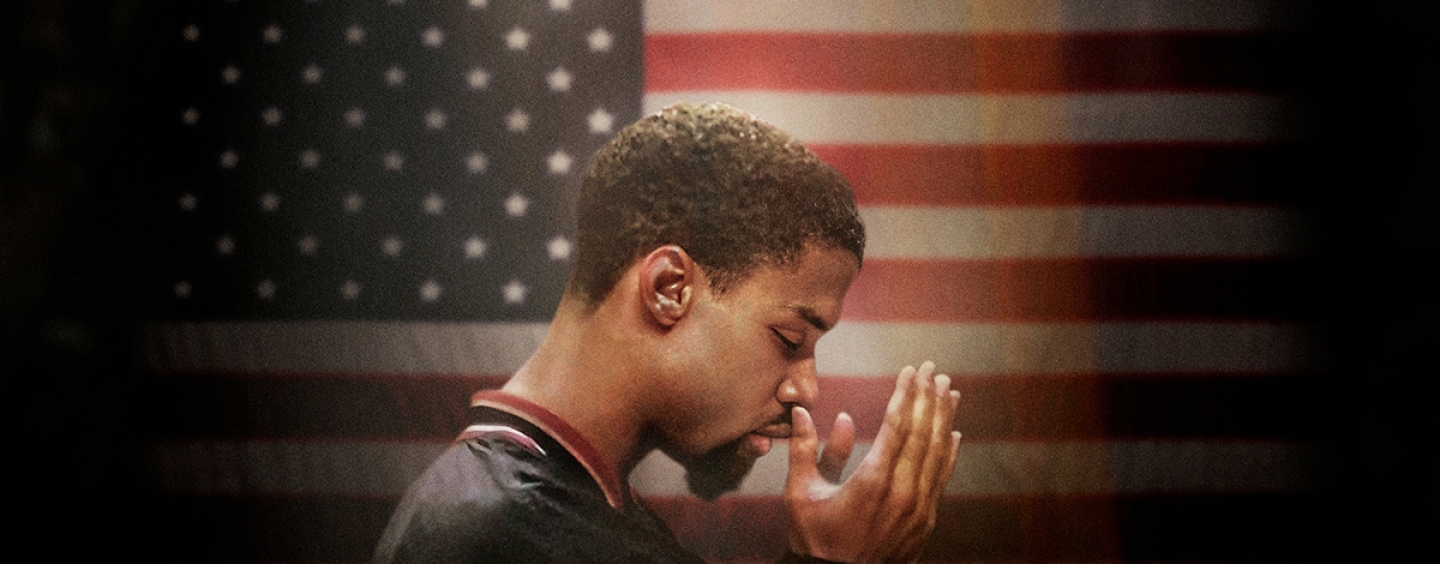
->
<box><xmin>374</xmin><ymin>439</ymin><xmax>568</xmax><ymax>563</ymax></box>
<box><xmin>375</xmin><ymin>423</ymin><xmax>704</xmax><ymax>564</ymax></box>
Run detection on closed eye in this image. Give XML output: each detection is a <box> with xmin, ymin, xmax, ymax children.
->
<box><xmin>771</xmin><ymin>328</ymin><xmax>801</xmax><ymax>353</ymax></box>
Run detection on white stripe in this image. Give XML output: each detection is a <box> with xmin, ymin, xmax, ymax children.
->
<box><xmin>862</xmin><ymin>206</ymin><xmax>1315</xmax><ymax>259</ymax></box>
<box><xmin>642</xmin><ymin>92</ymin><xmax>1297</xmax><ymax>145</ymax></box>
<box><xmin>142</xmin><ymin>321</ymin><xmax>1320</xmax><ymax>376</ymax></box>
<box><xmin>142</xmin><ymin>320</ymin><xmax>548</xmax><ymax>375</ymax></box>
<box><xmin>816</xmin><ymin>322</ymin><xmax>1323</xmax><ymax>376</ymax></box>
<box><xmin>149</xmin><ymin>439</ymin><xmax>1322</xmax><ymax>497</ymax></box>
<box><xmin>645</xmin><ymin>0</ymin><xmax>1308</xmax><ymax>33</ymax></box>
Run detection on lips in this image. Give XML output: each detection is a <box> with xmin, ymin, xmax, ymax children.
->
<box><xmin>739</xmin><ymin>420</ymin><xmax>793</xmax><ymax>458</ymax></box>
<box><xmin>752</xmin><ymin>422</ymin><xmax>793</xmax><ymax>439</ymax></box>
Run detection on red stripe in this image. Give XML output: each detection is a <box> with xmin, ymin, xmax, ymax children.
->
<box><xmin>817</xmin><ymin>374</ymin><xmax>1108</xmax><ymax>444</ymax></box>
<box><xmin>645</xmin><ymin>32</ymin><xmax>1306</xmax><ymax>94</ymax></box>
<box><xmin>843</xmin><ymin>258</ymin><xmax>1321</xmax><ymax>322</ymax></box>
<box><xmin>146</xmin><ymin>372</ymin><xmax>1323</xmax><ymax>442</ymax></box>
<box><xmin>819</xmin><ymin>373</ymin><xmax>1326</xmax><ymax>442</ymax></box>
<box><xmin>813</xmin><ymin>143</ymin><xmax>1309</xmax><ymax>206</ymax></box>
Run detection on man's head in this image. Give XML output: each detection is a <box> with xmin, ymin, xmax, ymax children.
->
<box><xmin>571</xmin><ymin>102</ymin><xmax>865</xmax><ymax>306</ymax></box>
<box><xmin>549</xmin><ymin>103</ymin><xmax>865</xmax><ymax>499</ymax></box>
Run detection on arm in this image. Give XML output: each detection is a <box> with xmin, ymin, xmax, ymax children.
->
<box><xmin>784</xmin><ymin>361</ymin><xmax>961</xmax><ymax>564</ymax></box>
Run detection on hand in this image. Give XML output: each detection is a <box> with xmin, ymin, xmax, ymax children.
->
<box><xmin>785</xmin><ymin>361</ymin><xmax>961</xmax><ymax>563</ymax></box>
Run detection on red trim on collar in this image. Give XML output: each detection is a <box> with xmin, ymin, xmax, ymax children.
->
<box><xmin>470</xmin><ymin>390</ymin><xmax>629</xmax><ymax>509</ymax></box>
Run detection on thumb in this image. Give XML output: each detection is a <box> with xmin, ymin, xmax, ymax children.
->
<box><xmin>817</xmin><ymin>412</ymin><xmax>855</xmax><ymax>483</ymax></box>
<box><xmin>786</xmin><ymin>405</ymin><xmax>821</xmax><ymax>492</ymax></box>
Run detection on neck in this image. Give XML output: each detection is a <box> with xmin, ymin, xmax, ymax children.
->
<box><xmin>501</xmin><ymin>292</ymin><xmax>658</xmax><ymax>477</ymax></box>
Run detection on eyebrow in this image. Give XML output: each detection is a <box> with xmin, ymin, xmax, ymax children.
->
<box><xmin>787</xmin><ymin>305</ymin><xmax>833</xmax><ymax>333</ymax></box>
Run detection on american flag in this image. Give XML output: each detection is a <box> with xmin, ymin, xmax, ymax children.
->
<box><xmin>150</xmin><ymin>0</ymin><xmax>639</xmax><ymax>320</ymax></box>
<box><xmin>138</xmin><ymin>1</ymin><xmax>1330</xmax><ymax>562</ymax></box>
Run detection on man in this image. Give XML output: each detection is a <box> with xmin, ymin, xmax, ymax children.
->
<box><xmin>374</xmin><ymin>102</ymin><xmax>961</xmax><ymax>563</ymax></box>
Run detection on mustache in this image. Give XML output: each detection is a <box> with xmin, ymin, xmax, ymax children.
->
<box><xmin>772</xmin><ymin>404</ymin><xmax>796</xmax><ymax>427</ymax></box>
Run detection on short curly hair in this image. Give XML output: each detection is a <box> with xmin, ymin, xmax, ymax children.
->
<box><xmin>571</xmin><ymin>102</ymin><xmax>866</xmax><ymax>305</ymax></box>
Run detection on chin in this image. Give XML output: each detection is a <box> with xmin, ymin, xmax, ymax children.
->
<box><xmin>680</xmin><ymin>438</ymin><xmax>760</xmax><ymax>501</ymax></box>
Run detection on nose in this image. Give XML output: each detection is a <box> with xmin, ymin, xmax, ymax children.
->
<box><xmin>776</xmin><ymin>357</ymin><xmax>819</xmax><ymax>410</ymax></box>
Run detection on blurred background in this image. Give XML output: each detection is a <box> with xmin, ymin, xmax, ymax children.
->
<box><xmin>3</xmin><ymin>1</ymin><xmax>1435</xmax><ymax>562</ymax></box>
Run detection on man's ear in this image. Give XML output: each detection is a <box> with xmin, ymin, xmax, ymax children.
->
<box><xmin>639</xmin><ymin>245</ymin><xmax>696</xmax><ymax>327</ymax></box>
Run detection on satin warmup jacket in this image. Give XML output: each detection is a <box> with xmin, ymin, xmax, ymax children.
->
<box><xmin>373</xmin><ymin>391</ymin><xmax>837</xmax><ymax>564</ymax></box>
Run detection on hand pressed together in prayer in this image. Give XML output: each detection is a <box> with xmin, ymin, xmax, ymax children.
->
<box><xmin>785</xmin><ymin>361</ymin><xmax>961</xmax><ymax>563</ymax></box>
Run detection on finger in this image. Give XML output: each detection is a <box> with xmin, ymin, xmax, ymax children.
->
<box><xmin>817</xmin><ymin>412</ymin><xmax>855</xmax><ymax>483</ymax></box>
<box><xmin>891</xmin><ymin>361</ymin><xmax>938</xmax><ymax>483</ymax></box>
<box><xmin>785</xmin><ymin>405</ymin><xmax>821</xmax><ymax>496</ymax></box>
<box><xmin>916</xmin><ymin>372</ymin><xmax>956</xmax><ymax>506</ymax></box>
<box><xmin>946</xmin><ymin>430</ymin><xmax>962</xmax><ymax>479</ymax></box>
<box><xmin>853</xmin><ymin>365</ymin><xmax>918</xmax><ymax>479</ymax></box>
<box><xmin>939</xmin><ymin>389</ymin><xmax>962</xmax><ymax>479</ymax></box>
<box><xmin>876</xmin><ymin>362</ymin><xmax>937</xmax><ymax>533</ymax></box>
<box><xmin>937</xmin><ymin>391</ymin><xmax>963</xmax><ymax>503</ymax></box>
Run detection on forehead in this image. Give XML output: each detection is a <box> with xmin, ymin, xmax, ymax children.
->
<box><xmin>719</xmin><ymin>246</ymin><xmax>859</xmax><ymax>327</ymax></box>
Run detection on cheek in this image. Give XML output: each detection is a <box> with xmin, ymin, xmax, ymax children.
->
<box><xmin>684</xmin><ymin>307</ymin><xmax>750</xmax><ymax>378</ymax></box>
<box><xmin>675</xmin><ymin>305</ymin><xmax>783</xmax><ymax>415</ymax></box>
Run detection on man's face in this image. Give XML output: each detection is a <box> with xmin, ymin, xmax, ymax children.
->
<box><xmin>656</xmin><ymin>244</ymin><xmax>858</xmax><ymax>499</ymax></box>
